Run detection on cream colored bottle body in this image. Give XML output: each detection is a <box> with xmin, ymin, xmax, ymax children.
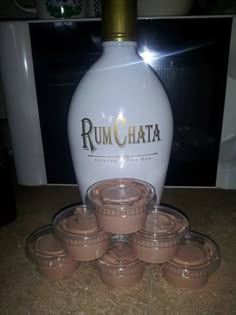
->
<box><xmin>68</xmin><ymin>39</ymin><xmax>173</xmax><ymax>202</ymax></box>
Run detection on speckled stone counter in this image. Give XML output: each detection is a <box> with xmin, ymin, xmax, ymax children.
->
<box><xmin>0</xmin><ymin>186</ymin><xmax>235</xmax><ymax>315</ymax></box>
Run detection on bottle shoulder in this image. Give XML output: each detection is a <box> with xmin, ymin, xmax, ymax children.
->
<box><xmin>71</xmin><ymin>50</ymin><xmax>171</xmax><ymax>111</ymax></box>
<box><xmin>71</xmin><ymin>62</ymin><xmax>171</xmax><ymax>114</ymax></box>
<box><xmin>80</xmin><ymin>55</ymin><xmax>163</xmax><ymax>89</ymax></box>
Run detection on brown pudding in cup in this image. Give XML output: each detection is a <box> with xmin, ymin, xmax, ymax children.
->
<box><xmin>162</xmin><ymin>231</ymin><xmax>221</xmax><ymax>289</ymax></box>
<box><xmin>25</xmin><ymin>225</ymin><xmax>79</xmax><ymax>280</ymax></box>
<box><xmin>87</xmin><ymin>178</ymin><xmax>155</xmax><ymax>234</ymax></box>
<box><xmin>131</xmin><ymin>205</ymin><xmax>189</xmax><ymax>263</ymax></box>
<box><xmin>53</xmin><ymin>205</ymin><xmax>111</xmax><ymax>261</ymax></box>
<box><xmin>95</xmin><ymin>241</ymin><xmax>146</xmax><ymax>287</ymax></box>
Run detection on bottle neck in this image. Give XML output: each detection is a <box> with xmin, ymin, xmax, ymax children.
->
<box><xmin>102</xmin><ymin>41</ymin><xmax>142</xmax><ymax>67</ymax></box>
<box><xmin>102</xmin><ymin>41</ymin><xmax>137</xmax><ymax>53</ymax></box>
<box><xmin>102</xmin><ymin>41</ymin><xmax>139</xmax><ymax>62</ymax></box>
<box><xmin>102</xmin><ymin>0</ymin><xmax>137</xmax><ymax>42</ymax></box>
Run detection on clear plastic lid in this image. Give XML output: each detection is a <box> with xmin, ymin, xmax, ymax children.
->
<box><xmin>25</xmin><ymin>225</ymin><xmax>72</xmax><ymax>267</ymax></box>
<box><xmin>163</xmin><ymin>231</ymin><xmax>221</xmax><ymax>278</ymax></box>
<box><xmin>96</xmin><ymin>241</ymin><xmax>145</xmax><ymax>276</ymax></box>
<box><xmin>53</xmin><ymin>204</ymin><xmax>111</xmax><ymax>245</ymax></box>
<box><xmin>131</xmin><ymin>205</ymin><xmax>189</xmax><ymax>248</ymax></box>
<box><xmin>87</xmin><ymin>178</ymin><xmax>155</xmax><ymax>216</ymax></box>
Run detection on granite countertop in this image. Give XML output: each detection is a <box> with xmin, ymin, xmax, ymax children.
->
<box><xmin>0</xmin><ymin>186</ymin><xmax>235</xmax><ymax>315</ymax></box>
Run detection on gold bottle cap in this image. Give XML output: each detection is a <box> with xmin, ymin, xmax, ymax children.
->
<box><xmin>102</xmin><ymin>0</ymin><xmax>137</xmax><ymax>42</ymax></box>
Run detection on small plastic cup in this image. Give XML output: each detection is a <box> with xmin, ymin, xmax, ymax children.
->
<box><xmin>53</xmin><ymin>204</ymin><xmax>111</xmax><ymax>261</ymax></box>
<box><xmin>87</xmin><ymin>178</ymin><xmax>156</xmax><ymax>234</ymax></box>
<box><xmin>130</xmin><ymin>205</ymin><xmax>189</xmax><ymax>263</ymax></box>
<box><xmin>162</xmin><ymin>231</ymin><xmax>221</xmax><ymax>289</ymax></box>
<box><xmin>25</xmin><ymin>225</ymin><xmax>79</xmax><ymax>280</ymax></box>
<box><xmin>95</xmin><ymin>241</ymin><xmax>146</xmax><ymax>287</ymax></box>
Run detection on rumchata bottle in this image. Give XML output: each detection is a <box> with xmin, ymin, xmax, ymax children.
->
<box><xmin>68</xmin><ymin>0</ymin><xmax>173</xmax><ymax>202</ymax></box>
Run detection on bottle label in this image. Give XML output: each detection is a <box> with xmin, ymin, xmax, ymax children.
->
<box><xmin>69</xmin><ymin>100</ymin><xmax>172</xmax><ymax>203</ymax></box>
<box><xmin>81</xmin><ymin>116</ymin><xmax>161</xmax><ymax>153</ymax></box>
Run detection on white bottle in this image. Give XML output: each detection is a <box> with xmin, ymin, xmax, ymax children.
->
<box><xmin>68</xmin><ymin>0</ymin><xmax>173</xmax><ymax>203</ymax></box>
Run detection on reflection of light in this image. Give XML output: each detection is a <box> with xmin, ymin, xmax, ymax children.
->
<box><xmin>119</xmin><ymin>156</ymin><xmax>125</xmax><ymax>169</ymax></box>
<box><xmin>139</xmin><ymin>42</ymin><xmax>212</xmax><ymax>65</ymax></box>
<box><xmin>139</xmin><ymin>47</ymin><xmax>159</xmax><ymax>64</ymax></box>
<box><xmin>60</xmin><ymin>6</ymin><xmax>64</xmax><ymax>15</ymax></box>
<box><xmin>117</xmin><ymin>112</ymin><xmax>124</xmax><ymax>120</ymax></box>
<box><xmin>23</xmin><ymin>56</ymin><xmax>28</xmax><ymax>72</ymax></box>
<box><xmin>54</xmin><ymin>21</ymin><xmax>73</xmax><ymax>28</ymax></box>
